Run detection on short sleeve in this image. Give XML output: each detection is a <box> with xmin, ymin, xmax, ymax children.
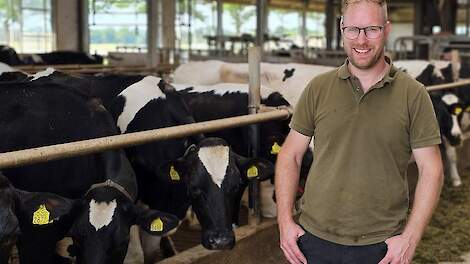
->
<box><xmin>289</xmin><ymin>82</ymin><xmax>315</xmax><ymax>137</ymax></box>
<box><xmin>409</xmin><ymin>86</ymin><xmax>442</xmax><ymax>149</ymax></box>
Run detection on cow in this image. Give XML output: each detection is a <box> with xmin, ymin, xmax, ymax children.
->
<box><xmin>0</xmin><ymin>82</ymin><xmax>179</xmax><ymax>263</ymax></box>
<box><xmin>22</xmin><ymin>51</ymin><xmax>103</xmax><ymax>65</ymax></box>
<box><xmin>171</xmin><ymin>83</ymin><xmax>313</xmax><ymax>219</ymax></box>
<box><xmin>0</xmin><ymin>45</ymin><xmax>23</xmax><ymax>66</ymax></box>
<box><xmin>108</xmin><ymin>76</ymin><xmax>274</xmax><ymax>262</ymax></box>
<box><xmin>394</xmin><ymin>60</ymin><xmax>447</xmax><ymax>86</ymax></box>
<box><xmin>432</xmin><ymin>92</ymin><xmax>465</xmax><ymax>187</ymax></box>
<box><xmin>172</xmin><ymin>60</ymin><xmax>334</xmax><ymax>105</ymax></box>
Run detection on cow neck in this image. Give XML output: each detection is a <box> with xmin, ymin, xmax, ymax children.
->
<box><xmin>85</xmin><ymin>179</ymin><xmax>134</xmax><ymax>202</ymax></box>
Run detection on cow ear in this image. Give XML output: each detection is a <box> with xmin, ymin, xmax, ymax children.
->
<box><xmin>15</xmin><ymin>190</ymin><xmax>78</xmax><ymax>227</ymax></box>
<box><xmin>234</xmin><ymin>154</ymin><xmax>274</xmax><ymax>182</ymax></box>
<box><xmin>171</xmin><ymin>144</ymin><xmax>197</xmax><ymax>181</ymax></box>
<box><xmin>135</xmin><ymin>208</ymin><xmax>179</xmax><ymax>236</ymax></box>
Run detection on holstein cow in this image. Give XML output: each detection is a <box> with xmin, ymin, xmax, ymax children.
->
<box><xmin>0</xmin><ymin>172</ymin><xmax>81</xmax><ymax>264</ymax></box>
<box><xmin>22</xmin><ymin>51</ymin><xmax>104</xmax><ymax>65</ymax></box>
<box><xmin>108</xmin><ymin>77</ymin><xmax>273</xmax><ymax>262</ymax></box>
<box><xmin>395</xmin><ymin>60</ymin><xmax>465</xmax><ymax>187</ymax></box>
<box><xmin>0</xmin><ymin>45</ymin><xmax>23</xmax><ymax>66</ymax></box>
<box><xmin>0</xmin><ymin>82</ymin><xmax>179</xmax><ymax>263</ymax></box>
<box><xmin>432</xmin><ymin>93</ymin><xmax>465</xmax><ymax>186</ymax></box>
<box><xmin>174</xmin><ymin>83</ymin><xmax>313</xmax><ymax>218</ymax></box>
<box><xmin>173</xmin><ymin>60</ymin><xmax>334</xmax><ymax>105</ymax></box>
<box><xmin>432</xmin><ymin>60</ymin><xmax>470</xmax><ymax>131</ymax></box>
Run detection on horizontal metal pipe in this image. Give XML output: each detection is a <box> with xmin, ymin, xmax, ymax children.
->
<box><xmin>0</xmin><ymin>108</ymin><xmax>292</xmax><ymax>169</ymax></box>
<box><xmin>427</xmin><ymin>79</ymin><xmax>470</xmax><ymax>91</ymax></box>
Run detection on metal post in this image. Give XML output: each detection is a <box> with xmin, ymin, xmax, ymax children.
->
<box><xmin>256</xmin><ymin>0</ymin><xmax>267</xmax><ymax>49</ymax></box>
<box><xmin>147</xmin><ymin>0</ymin><xmax>158</xmax><ymax>68</ymax></box>
<box><xmin>216</xmin><ymin>0</ymin><xmax>223</xmax><ymax>57</ymax></box>
<box><xmin>78</xmin><ymin>0</ymin><xmax>89</xmax><ymax>52</ymax></box>
<box><xmin>248</xmin><ymin>46</ymin><xmax>261</xmax><ymax>225</ymax></box>
<box><xmin>467</xmin><ymin>0</ymin><xmax>470</xmax><ymax>36</ymax></box>
<box><xmin>188</xmin><ymin>0</ymin><xmax>193</xmax><ymax>52</ymax></box>
<box><xmin>301</xmin><ymin>1</ymin><xmax>308</xmax><ymax>54</ymax></box>
<box><xmin>325</xmin><ymin>0</ymin><xmax>334</xmax><ymax>50</ymax></box>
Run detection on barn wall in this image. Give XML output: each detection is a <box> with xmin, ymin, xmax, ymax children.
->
<box><xmin>55</xmin><ymin>0</ymin><xmax>80</xmax><ymax>51</ymax></box>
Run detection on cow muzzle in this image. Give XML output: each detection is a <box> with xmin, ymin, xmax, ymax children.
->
<box><xmin>202</xmin><ymin>230</ymin><xmax>235</xmax><ymax>250</ymax></box>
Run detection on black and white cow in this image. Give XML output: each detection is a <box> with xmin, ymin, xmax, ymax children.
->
<box><xmin>0</xmin><ymin>45</ymin><xmax>23</xmax><ymax>66</ymax></box>
<box><xmin>0</xmin><ymin>82</ymin><xmax>179</xmax><ymax>263</ymax></box>
<box><xmin>109</xmin><ymin>77</ymin><xmax>273</xmax><ymax>262</ymax></box>
<box><xmin>174</xmin><ymin>84</ymin><xmax>313</xmax><ymax>218</ymax></box>
<box><xmin>22</xmin><ymin>51</ymin><xmax>104</xmax><ymax>65</ymax></box>
<box><xmin>432</xmin><ymin>93</ymin><xmax>465</xmax><ymax>187</ymax></box>
<box><xmin>394</xmin><ymin>60</ymin><xmax>447</xmax><ymax>86</ymax></box>
<box><xmin>173</xmin><ymin>60</ymin><xmax>334</xmax><ymax>105</ymax></box>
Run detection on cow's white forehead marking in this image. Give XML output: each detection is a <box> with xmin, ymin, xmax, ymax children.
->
<box><xmin>451</xmin><ymin>115</ymin><xmax>462</xmax><ymax>137</ymax></box>
<box><xmin>31</xmin><ymin>67</ymin><xmax>55</xmax><ymax>81</ymax></box>
<box><xmin>198</xmin><ymin>146</ymin><xmax>229</xmax><ymax>188</ymax></box>
<box><xmin>441</xmin><ymin>93</ymin><xmax>459</xmax><ymax>106</ymax></box>
<box><xmin>89</xmin><ymin>199</ymin><xmax>117</xmax><ymax>231</ymax></box>
<box><xmin>117</xmin><ymin>76</ymin><xmax>165</xmax><ymax>133</ymax></box>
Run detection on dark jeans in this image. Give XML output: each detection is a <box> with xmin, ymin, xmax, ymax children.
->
<box><xmin>297</xmin><ymin>229</ymin><xmax>388</xmax><ymax>264</ymax></box>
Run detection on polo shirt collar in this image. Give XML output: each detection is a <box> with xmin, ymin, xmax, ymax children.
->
<box><xmin>337</xmin><ymin>56</ymin><xmax>399</xmax><ymax>87</ymax></box>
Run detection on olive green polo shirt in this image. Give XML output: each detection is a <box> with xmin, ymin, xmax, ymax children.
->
<box><xmin>290</xmin><ymin>58</ymin><xmax>441</xmax><ymax>246</ymax></box>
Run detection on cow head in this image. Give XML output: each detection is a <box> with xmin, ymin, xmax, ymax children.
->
<box><xmin>173</xmin><ymin>138</ymin><xmax>273</xmax><ymax>250</ymax></box>
<box><xmin>69</xmin><ymin>184</ymin><xmax>178</xmax><ymax>264</ymax></box>
<box><xmin>432</xmin><ymin>92</ymin><xmax>464</xmax><ymax>146</ymax></box>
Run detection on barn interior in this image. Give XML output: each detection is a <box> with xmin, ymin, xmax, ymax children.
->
<box><xmin>1</xmin><ymin>1</ymin><xmax>470</xmax><ymax>264</ymax></box>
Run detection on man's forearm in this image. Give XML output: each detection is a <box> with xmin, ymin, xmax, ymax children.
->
<box><xmin>275</xmin><ymin>151</ymin><xmax>302</xmax><ymax>224</ymax></box>
<box><xmin>402</xmin><ymin>160</ymin><xmax>443</xmax><ymax>245</ymax></box>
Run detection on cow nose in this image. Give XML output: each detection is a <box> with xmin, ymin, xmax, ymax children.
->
<box><xmin>203</xmin><ymin>230</ymin><xmax>235</xmax><ymax>250</ymax></box>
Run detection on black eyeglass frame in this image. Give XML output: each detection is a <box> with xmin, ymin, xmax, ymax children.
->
<box><xmin>341</xmin><ymin>25</ymin><xmax>385</xmax><ymax>40</ymax></box>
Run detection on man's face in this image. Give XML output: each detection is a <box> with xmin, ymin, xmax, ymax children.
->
<box><xmin>341</xmin><ymin>1</ymin><xmax>390</xmax><ymax>70</ymax></box>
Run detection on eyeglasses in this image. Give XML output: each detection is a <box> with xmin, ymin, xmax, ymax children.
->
<box><xmin>341</xmin><ymin>25</ymin><xmax>384</xmax><ymax>40</ymax></box>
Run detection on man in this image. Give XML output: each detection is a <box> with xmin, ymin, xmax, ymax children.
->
<box><xmin>275</xmin><ymin>1</ymin><xmax>444</xmax><ymax>264</ymax></box>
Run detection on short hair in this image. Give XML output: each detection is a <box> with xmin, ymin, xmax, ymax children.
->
<box><xmin>341</xmin><ymin>0</ymin><xmax>388</xmax><ymax>22</ymax></box>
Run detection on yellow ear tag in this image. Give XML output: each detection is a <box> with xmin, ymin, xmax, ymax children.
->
<box><xmin>466</xmin><ymin>106</ymin><xmax>470</xmax><ymax>113</ymax></box>
<box><xmin>150</xmin><ymin>218</ymin><xmax>164</xmax><ymax>232</ymax></box>
<box><xmin>454</xmin><ymin>107</ymin><xmax>463</xmax><ymax>115</ymax></box>
<box><xmin>271</xmin><ymin>142</ymin><xmax>282</xmax><ymax>155</ymax></box>
<box><xmin>170</xmin><ymin>165</ymin><xmax>180</xmax><ymax>181</ymax></box>
<box><xmin>32</xmin><ymin>205</ymin><xmax>53</xmax><ymax>225</ymax></box>
<box><xmin>247</xmin><ymin>166</ymin><xmax>259</xmax><ymax>178</ymax></box>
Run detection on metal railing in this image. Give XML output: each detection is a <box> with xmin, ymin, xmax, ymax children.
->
<box><xmin>0</xmin><ymin>107</ymin><xmax>291</xmax><ymax>170</ymax></box>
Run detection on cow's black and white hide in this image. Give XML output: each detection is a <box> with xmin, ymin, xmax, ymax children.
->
<box><xmin>394</xmin><ymin>60</ymin><xmax>446</xmax><ymax>86</ymax></box>
<box><xmin>431</xmin><ymin>92</ymin><xmax>464</xmax><ymax>187</ymax></box>
<box><xmin>22</xmin><ymin>51</ymin><xmax>103</xmax><ymax>65</ymax></box>
<box><xmin>0</xmin><ymin>82</ymin><xmax>178</xmax><ymax>264</ymax></box>
<box><xmin>0</xmin><ymin>45</ymin><xmax>23</xmax><ymax>66</ymax></box>
<box><xmin>174</xmin><ymin>84</ymin><xmax>313</xmax><ymax>218</ymax></box>
<box><xmin>173</xmin><ymin>60</ymin><xmax>334</xmax><ymax>105</ymax></box>
<box><xmin>110</xmin><ymin>77</ymin><xmax>274</xmax><ymax>262</ymax></box>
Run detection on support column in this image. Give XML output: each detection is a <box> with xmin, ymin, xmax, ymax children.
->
<box><xmin>325</xmin><ymin>0</ymin><xmax>334</xmax><ymax>50</ymax></box>
<box><xmin>78</xmin><ymin>0</ymin><xmax>89</xmax><ymax>52</ymax></box>
<box><xmin>216</xmin><ymin>0</ymin><xmax>223</xmax><ymax>56</ymax></box>
<box><xmin>162</xmin><ymin>0</ymin><xmax>176</xmax><ymax>49</ymax></box>
<box><xmin>440</xmin><ymin>0</ymin><xmax>458</xmax><ymax>34</ymax></box>
<box><xmin>256</xmin><ymin>0</ymin><xmax>267</xmax><ymax>50</ymax></box>
<box><xmin>301</xmin><ymin>1</ymin><xmax>308</xmax><ymax>49</ymax></box>
<box><xmin>147</xmin><ymin>0</ymin><xmax>158</xmax><ymax>67</ymax></box>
